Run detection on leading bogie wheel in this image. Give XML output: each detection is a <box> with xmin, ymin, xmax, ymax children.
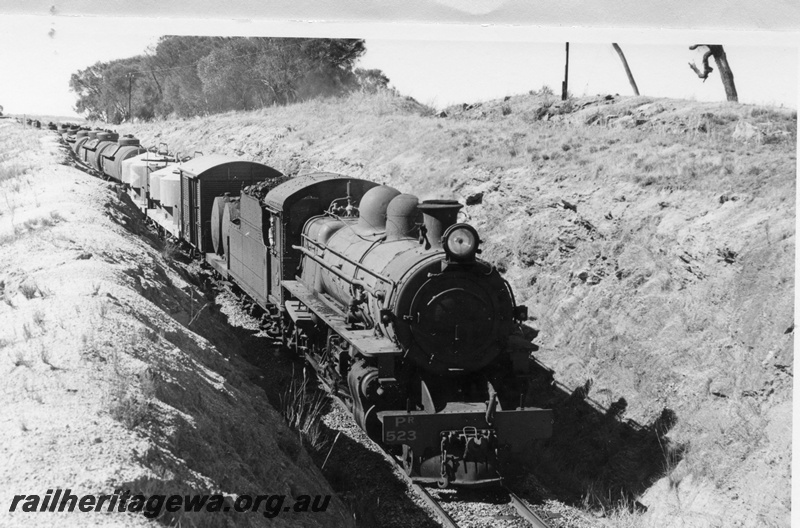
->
<box><xmin>402</xmin><ymin>445</ymin><xmax>414</xmax><ymax>476</ymax></box>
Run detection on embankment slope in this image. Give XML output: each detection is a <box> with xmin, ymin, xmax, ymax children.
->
<box><xmin>122</xmin><ymin>92</ymin><xmax>795</xmax><ymax>527</ymax></box>
<box><xmin>0</xmin><ymin>123</ymin><xmax>353</xmax><ymax>527</ymax></box>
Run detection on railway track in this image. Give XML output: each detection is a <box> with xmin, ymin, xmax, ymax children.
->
<box><xmin>504</xmin><ymin>488</ymin><xmax>552</xmax><ymax>528</ymax></box>
<box><xmin>420</xmin><ymin>483</ymin><xmax>554</xmax><ymax>528</ymax></box>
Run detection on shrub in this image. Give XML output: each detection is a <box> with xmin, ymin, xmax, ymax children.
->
<box><xmin>162</xmin><ymin>239</ymin><xmax>179</xmax><ymax>263</ymax></box>
<box><xmin>109</xmin><ymin>386</ymin><xmax>152</xmax><ymax>429</ymax></box>
<box><xmin>279</xmin><ymin>370</ymin><xmax>328</xmax><ymax>452</ymax></box>
<box><xmin>20</xmin><ymin>282</ymin><xmax>41</xmax><ymax>299</ymax></box>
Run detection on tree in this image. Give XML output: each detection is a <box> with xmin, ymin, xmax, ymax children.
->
<box><xmin>688</xmin><ymin>45</ymin><xmax>738</xmax><ymax>103</ymax></box>
<box><xmin>611</xmin><ymin>43</ymin><xmax>640</xmax><ymax>96</ymax></box>
<box><xmin>354</xmin><ymin>68</ymin><xmax>391</xmax><ymax>94</ymax></box>
<box><xmin>197</xmin><ymin>39</ymin><xmax>267</xmax><ymax>112</ymax></box>
<box><xmin>250</xmin><ymin>38</ymin><xmax>365</xmax><ymax>105</ymax></box>
<box><xmin>150</xmin><ymin>36</ymin><xmax>230</xmax><ymax>116</ymax></box>
<box><xmin>70</xmin><ymin>36</ymin><xmax>369</xmax><ymax>120</ymax></box>
<box><xmin>70</xmin><ymin>62</ymin><xmax>107</xmax><ymax>120</ymax></box>
<box><xmin>70</xmin><ymin>57</ymin><xmax>161</xmax><ymax>122</ymax></box>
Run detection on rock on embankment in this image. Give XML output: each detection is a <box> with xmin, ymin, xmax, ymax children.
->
<box><xmin>0</xmin><ymin>123</ymin><xmax>353</xmax><ymax>527</ymax></box>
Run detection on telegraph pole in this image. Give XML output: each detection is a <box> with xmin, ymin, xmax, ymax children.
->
<box><xmin>127</xmin><ymin>73</ymin><xmax>134</xmax><ymax>121</ymax></box>
<box><xmin>561</xmin><ymin>42</ymin><xmax>570</xmax><ymax>101</ymax></box>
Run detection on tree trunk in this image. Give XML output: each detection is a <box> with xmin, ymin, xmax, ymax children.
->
<box><xmin>611</xmin><ymin>43</ymin><xmax>640</xmax><ymax>96</ymax></box>
<box><xmin>709</xmin><ymin>46</ymin><xmax>738</xmax><ymax>102</ymax></box>
<box><xmin>688</xmin><ymin>45</ymin><xmax>738</xmax><ymax>103</ymax></box>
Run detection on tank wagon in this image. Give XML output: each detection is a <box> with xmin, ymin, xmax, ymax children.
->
<box><xmin>78</xmin><ymin>130</ymin><xmax>104</xmax><ymax>167</ymax></box>
<box><xmin>102</xmin><ymin>134</ymin><xmax>146</xmax><ymax>182</ymax></box>
<box><xmin>73</xmin><ymin>129</ymin><xmax>94</xmax><ymax>155</ymax></box>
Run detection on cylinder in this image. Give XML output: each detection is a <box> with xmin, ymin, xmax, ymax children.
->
<box><xmin>73</xmin><ymin>132</ymin><xmax>89</xmax><ymax>154</ymax></box>
<box><xmin>160</xmin><ymin>173</ymin><xmax>181</xmax><ymax>210</ymax></box>
<box><xmin>122</xmin><ymin>151</ymin><xmax>167</xmax><ymax>185</ymax></box>
<box><xmin>147</xmin><ymin>163</ymin><xmax>176</xmax><ymax>202</ymax></box>
<box><xmin>221</xmin><ymin>199</ymin><xmax>241</xmax><ymax>257</ymax></box>
<box><xmin>93</xmin><ymin>141</ymin><xmax>117</xmax><ymax>172</ymax></box>
<box><xmin>130</xmin><ymin>159</ymin><xmax>170</xmax><ymax>189</ymax></box>
<box><xmin>103</xmin><ymin>135</ymin><xmax>146</xmax><ymax>182</ymax></box>
<box><xmin>211</xmin><ymin>194</ymin><xmax>235</xmax><ymax>255</ymax></box>
<box><xmin>150</xmin><ymin>170</ymin><xmax>164</xmax><ymax>201</ymax></box>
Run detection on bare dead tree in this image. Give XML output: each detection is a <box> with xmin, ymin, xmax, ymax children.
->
<box><xmin>561</xmin><ymin>42</ymin><xmax>570</xmax><ymax>101</ymax></box>
<box><xmin>688</xmin><ymin>45</ymin><xmax>738</xmax><ymax>103</ymax></box>
<box><xmin>612</xmin><ymin>43</ymin><xmax>640</xmax><ymax>96</ymax></box>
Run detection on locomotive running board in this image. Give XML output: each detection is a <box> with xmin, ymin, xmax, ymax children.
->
<box><xmin>282</xmin><ymin>280</ymin><xmax>403</xmax><ymax>358</ymax></box>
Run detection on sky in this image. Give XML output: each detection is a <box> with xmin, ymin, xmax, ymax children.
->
<box><xmin>2</xmin><ymin>0</ymin><xmax>799</xmax><ymax>31</ymax></box>
<box><xmin>0</xmin><ymin>14</ymin><xmax>796</xmax><ymax>118</ymax></box>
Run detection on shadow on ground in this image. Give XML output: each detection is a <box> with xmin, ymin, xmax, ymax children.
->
<box><xmin>516</xmin><ymin>324</ymin><xmax>684</xmax><ymax>512</ymax></box>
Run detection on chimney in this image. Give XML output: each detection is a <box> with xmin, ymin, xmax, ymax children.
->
<box><xmin>417</xmin><ymin>200</ymin><xmax>463</xmax><ymax>249</ymax></box>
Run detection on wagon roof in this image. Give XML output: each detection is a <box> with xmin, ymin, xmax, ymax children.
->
<box><xmin>150</xmin><ymin>164</ymin><xmax>180</xmax><ymax>177</ymax></box>
<box><xmin>262</xmin><ymin>172</ymin><xmax>374</xmax><ymax>212</ymax></box>
<box><xmin>178</xmin><ymin>155</ymin><xmax>276</xmax><ymax>178</ymax></box>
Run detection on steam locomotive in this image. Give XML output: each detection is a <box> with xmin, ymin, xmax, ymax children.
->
<box><xmin>62</xmin><ymin>125</ymin><xmax>554</xmax><ymax>487</ymax></box>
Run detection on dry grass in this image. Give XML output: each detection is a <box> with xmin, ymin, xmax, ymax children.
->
<box><xmin>13</xmin><ymin>349</ymin><xmax>33</xmax><ymax>369</ymax></box>
<box><xmin>107</xmin><ymin>350</ymin><xmax>157</xmax><ymax>430</ymax></box>
<box><xmin>0</xmin><ymin>163</ymin><xmax>24</xmax><ymax>184</ymax></box>
<box><xmin>161</xmin><ymin>238</ymin><xmax>179</xmax><ymax>263</ymax></box>
<box><xmin>279</xmin><ymin>369</ymin><xmax>328</xmax><ymax>453</ymax></box>
<box><xmin>31</xmin><ymin>310</ymin><xmax>45</xmax><ymax>328</ymax></box>
<box><xmin>19</xmin><ymin>281</ymin><xmax>47</xmax><ymax>300</ymax></box>
<box><xmin>582</xmin><ymin>485</ymin><xmax>647</xmax><ymax>528</ymax></box>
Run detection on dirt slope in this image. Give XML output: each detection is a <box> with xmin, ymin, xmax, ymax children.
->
<box><xmin>0</xmin><ymin>123</ymin><xmax>353</xmax><ymax>527</ymax></box>
<box><xmin>120</xmin><ymin>91</ymin><xmax>795</xmax><ymax>527</ymax></box>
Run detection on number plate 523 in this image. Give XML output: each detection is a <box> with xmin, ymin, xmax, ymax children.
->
<box><xmin>383</xmin><ymin>416</ymin><xmax>418</xmax><ymax>444</ymax></box>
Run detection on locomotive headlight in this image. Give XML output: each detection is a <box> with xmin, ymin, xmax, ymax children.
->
<box><xmin>443</xmin><ymin>224</ymin><xmax>480</xmax><ymax>262</ymax></box>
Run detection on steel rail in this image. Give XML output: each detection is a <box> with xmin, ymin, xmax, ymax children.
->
<box><xmin>504</xmin><ymin>487</ymin><xmax>552</xmax><ymax>528</ymax></box>
<box><xmin>319</xmin><ymin>382</ymin><xmax>462</xmax><ymax>528</ymax></box>
<box><xmin>412</xmin><ymin>484</ymin><xmax>461</xmax><ymax>528</ymax></box>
